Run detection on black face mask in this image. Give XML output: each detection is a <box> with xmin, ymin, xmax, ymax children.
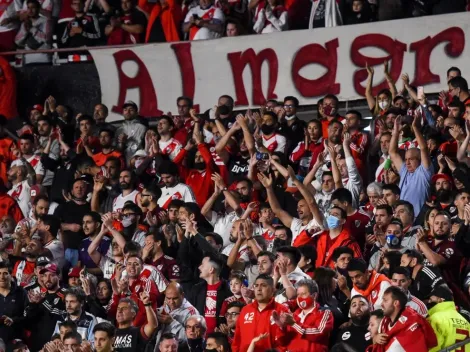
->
<box><xmin>239</xmin><ymin>194</ymin><xmax>250</xmax><ymax>203</ymax></box>
<box><xmin>426</xmin><ymin>302</ymin><xmax>438</xmax><ymax>310</ymax></box>
<box><xmin>218</xmin><ymin>105</ymin><xmax>231</xmax><ymax>115</ymax></box>
<box><xmin>194</xmin><ymin>162</ymin><xmax>205</xmax><ymax>170</ymax></box>
<box><xmin>205</xmin><ymin>349</ymin><xmax>218</xmax><ymax>352</ymax></box>
<box><xmin>435</xmin><ymin>234</ymin><xmax>448</xmax><ymax>241</ymax></box>
<box><xmin>273</xmin><ymin>238</ymin><xmax>289</xmax><ymax>250</ymax></box>
<box><xmin>442</xmin><ymin>126</ymin><xmax>453</xmax><ymax>142</ymax></box>
<box><xmin>261</xmin><ymin>124</ymin><xmax>276</xmax><ymax>135</ymax></box>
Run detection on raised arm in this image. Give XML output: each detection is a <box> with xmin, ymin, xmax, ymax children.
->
<box><xmin>389</xmin><ymin>116</ymin><xmax>404</xmax><ymax>171</ymax></box>
<box><xmin>214</xmin><ymin>121</ymin><xmax>240</xmax><ymax>163</ymax></box>
<box><xmin>140</xmin><ymin>292</ymin><xmax>158</xmax><ymax>338</ymax></box>
<box><xmin>258</xmin><ymin>172</ymin><xmax>293</xmax><ymax>228</ymax></box>
<box><xmin>457</xmin><ymin>120</ymin><xmax>470</xmax><ymax>165</ymax></box>
<box><xmin>326</xmin><ymin>145</ymin><xmax>342</xmax><ymax>190</ymax></box>
<box><xmin>365</xmin><ymin>63</ymin><xmax>376</xmax><ymax>112</ymax></box>
<box><xmin>102</xmin><ymin>213</ymin><xmax>126</xmax><ymax>250</ymax></box>
<box><xmin>212</xmin><ymin>173</ymin><xmax>241</xmax><ymax>214</ymax></box>
<box><xmin>287</xmin><ymin>166</ymin><xmax>324</xmax><ymax>227</ymax></box>
<box><xmin>411</xmin><ymin>115</ymin><xmax>432</xmax><ymax>170</ymax></box>
<box><xmin>384</xmin><ymin>61</ymin><xmax>397</xmax><ymax>99</ymax></box>
<box><xmin>237</xmin><ymin>114</ymin><xmax>256</xmax><ymax>156</ymax></box>
<box><xmin>87</xmin><ymin>224</ymin><xmax>108</xmax><ymax>266</ymax></box>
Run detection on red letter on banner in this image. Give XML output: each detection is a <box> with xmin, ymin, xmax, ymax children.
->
<box><xmin>410</xmin><ymin>27</ymin><xmax>465</xmax><ymax>86</ymax></box>
<box><xmin>351</xmin><ymin>34</ymin><xmax>406</xmax><ymax>97</ymax></box>
<box><xmin>291</xmin><ymin>39</ymin><xmax>340</xmax><ymax>97</ymax></box>
<box><xmin>111</xmin><ymin>49</ymin><xmax>161</xmax><ymax>116</ymax></box>
<box><xmin>171</xmin><ymin>42</ymin><xmax>199</xmax><ymax>111</ymax></box>
<box><xmin>227</xmin><ymin>48</ymin><xmax>278</xmax><ymax>106</ymax></box>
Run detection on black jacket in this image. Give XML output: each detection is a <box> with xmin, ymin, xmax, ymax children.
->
<box><xmin>186</xmin><ymin>279</ymin><xmax>231</xmax><ymax>327</ymax></box>
<box><xmin>0</xmin><ymin>282</ymin><xmax>28</xmax><ymax>346</ymax></box>
<box><xmin>41</xmin><ymin>149</ymin><xmax>78</xmax><ymax>204</ymax></box>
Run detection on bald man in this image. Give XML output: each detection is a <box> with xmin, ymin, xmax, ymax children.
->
<box><xmin>389</xmin><ymin>115</ymin><xmax>433</xmax><ymax>217</ymax></box>
<box><xmin>155</xmin><ymin>282</ymin><xmax>199</xmax><ymax>343</ymax></box>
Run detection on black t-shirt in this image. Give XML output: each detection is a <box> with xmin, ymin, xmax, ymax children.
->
<box><xmin>227</xmin><ymin>154</ymin><xmax>249</xmax><ymax>184</ymax></box>
<box><xmin>336</xmin><ymin>323</ymin><xmax>372</xmax><ymax>352</ymax></box>
<box><xmin>54</xmin><ymin>201</ymin><xmax>91</xmax><ymax>249</ymax></box>
<box><xmin>114</xmin><ymin>326</ymin><xmax>148</xmax><ymax>352</ymax></box>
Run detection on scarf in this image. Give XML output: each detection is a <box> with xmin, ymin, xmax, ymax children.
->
<box><xmin>353</xmin><ymin>270</ymin><xmax>390</xmax><ymax>298</ymax></box>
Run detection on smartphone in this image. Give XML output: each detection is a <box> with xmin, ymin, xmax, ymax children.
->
<box><xmin>193</xmin><ymin>14</ymin><xmax>199</xmax><ymax>19</ymax></box>
<box><xmin>256</xmin><ymin>152</ymin><xmax>269</xmax><ymax>161</ymax></box>
<box><xmin>83</xmin><ymin>267</ymin><xmax>88</xmax><ymax>277</ymax></box>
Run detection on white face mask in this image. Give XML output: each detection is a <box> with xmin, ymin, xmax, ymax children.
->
<box><xmin>379</xmin><ymin>100</ymin><xmax>389</xmax><ymax>110</ymax></box>
<box><xmin>284</xmin><ymin>114</ymin><xmax>296</xmax><ymax>121</ymax></box>
<box><xmin>135</xmin><ymin>159</ymin><xmax>144</xmax><ymax>169</ymax></box>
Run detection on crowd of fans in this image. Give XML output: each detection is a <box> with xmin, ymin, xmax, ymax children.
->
<box><xmin>2</xmin><ymin>55</ymin><xmax>470</xmax><ymax>352</ymax></box>
<box><xmin>0</xmin><ymin>0</ymin><xmax>468</xmax><ymax>61</ymax></box>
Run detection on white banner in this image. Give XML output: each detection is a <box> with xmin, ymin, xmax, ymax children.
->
<box><xmin>90</xmin><ymin>13</ymin><xmax>469</xmax><ymax>122</ymax></box>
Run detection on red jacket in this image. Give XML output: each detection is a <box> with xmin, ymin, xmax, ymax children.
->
<box><xmin>232</xmin><ymin>298</ymin><xmax>289</xmax><ymax>352</ymax></box>
<box><xmin>289</xmin><ymin>139</ymin><xmax>324</xmax><ymax>170</ymax></box>
<box><xmin>369</xmin><ymin>307</ymin><xmax>437</xmax><ymax>352</ymax></box>
<box><xmin>285</xmin><ymin>302</ymin><xmax>334</xmax><ymax>352</ymax></box>
<box><xmin>314</xmin><ymin>228</ymin><xmax>362</xmax><ymax>269</ymax></box>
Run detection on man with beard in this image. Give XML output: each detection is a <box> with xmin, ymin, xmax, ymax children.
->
<box><xmin>112</xmin><ymin>169</ymin><xmax>140</xmax><ymax>213</ymax></box>
<box><xmin>348</xmin><ymin>258</ymin><xmax>391</xmax><ymax>310</ymax></box>
<box><xmin>53</xmin><ymin>287</ymin><xmax>97</xmax><ymax>342</ymax></box>
<box><xmin>452</xmin><ymin>190</ymin><xmax>470</xmax><ymax>227</ymax></box>
<box><xmin>7</xmin><ymin>161</ymin><xmax>34</xmax><ymax>218</ymax></box>
<box><xmin>91</xmin><ymin>157</ymin><xmax>122</xmax><ymax>214</ymax></box>
<box><xmin>78</xmin><ymin>212</ymin><xmax>110</xmax><ymax>276</ymax></box>
<box><xmin>157</xmin><ymin>161</ymin><xmax>196</xmax><ymax>209</ymax></box>
<box><xmin>416</xmin><ymin>173</ymin><xmax>456</xmax><ymax>225</ymax></box>
<box><xmin>15</xmin><ymin>194</ymin><xmax>49</xmax><ymax>234</ymax></box>
<box><xmin>377</xmin><ymin>286</ymin><xmax>437</xmax><ymax>351</ymax></box>
<box><xmin>142</xmin><ymin>231</ymin><xmax>179</xmax><ymax>282</ymax></box>
<box><xmin>115</xmin><ymin>101</ymin><xmax>147</xmax><ymax>163</ymax></box>
<box><xmin>157</xmin><ymin>115</ymin><xmax>185</xmax><ymax>162</ymax></box>
<box><xmin>37</xmin><ymin>215</ymin><xmax>64</xmax><ymax>267</ymax></box>
<box><xmin>257</xmin><ymin>251</ymin><xmax>275</xmax><ymax>276</ymax></box>
<box><xmin>25</xmin><ymin>263</ymin><xmax>67</xmax><ymax>352</ymax></box>
<box><xmin>139</xmin><ymin>183</ymin><xmax>162</xmax><ymax>227</ymax></box>
<box><xmin>0</xmin><ymin>262</ymin><xmax>27</xmax><ymax>347</ymax></box>
<box><xmin>335</xmin><ymin>295</ymin><xmax>372</xmax><ymax>351</ymax></box>
<box><xmin>448</xmin><ymin>76</ymin><xmax>470</xmax><ymax>106</ymax></box>
<box><xmin>416</xmin><ymin>213</ymin><xmax>469</xmax><ymax>307</ymax></box>
<box><xmin>11</xmin><ymin>238</ymin><xmax>44</xmax><ymax>287</ymax></box>
<box><xmin>18</xmin><ymin>134</ymin><xmax>45</xmax><ymax>184</ymax></box>
<box><xmin>42</xmin><ymin>133</ymin><xmax>79</xmax><ymax>204</ymax></box>
<box><xmin>278</xmin><ymin>96</ymin><xmax>306</xmax><ymax>156</ymax></box>
<box><xmin>394</xmin><ymin>200</ymin><xmax>421</xmax><ymax>249</ymax></box>
<box><xmin>23</xmin><ymin>255</ymin><xmax>52</xmax><ymax>293</ymax></box>
<box><xmin>54</xmin><ymin>178</ymin><xmax>91</xmax><ymax>267</ymax></box>
<box><xmin>92</xmin><ymin>104</ymin><xmax>115</xmax><ymax>137</ymax></box>
<box><xmin>375</xmin><ymin>132</ymin><xmax>392</xmax><ymax>183</ymax></box>
<box><xmin>155</xmin><ymin>282</ymin><xmax>198</xmax><ymax>344</ymax></box>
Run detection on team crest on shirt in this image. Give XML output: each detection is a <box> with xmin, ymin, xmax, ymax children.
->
<box><xmin>173</xmin><ymin>265</ymin><xmax>179</xmax><ymax>273</ymax></box>
<box><xmin>450</xmin><ymin>207</ymin><xmax>456</xmax><ymax>213</ymax></box>
<box><xmin>82</xmin><ymin>19</ymin><xmax>87</xmax><ymax>25</ymax></box>
<box><xmin>399</xmin><ymin>316</ymin><xmax>408</xmax><ymax>324</ymax></box>
<box><xmin>157</xmin><ymin>265</ymin><xmax>163</xmax><ymax>271</ymax></box>
<box><xmin>135</xmin><ymin>285</ymin><xmax>141</xmax><ymax>292</ymax></box>
<box><xmin>355</xmin><ymin>220</ymin><xmax>361</xmax><ymax>228</ymax></box>
<box><xmin>341</xmin><ymin>332</ymin><xmax>351</xmax><ymax>340</ymax></box>
<box><xmin>445</xmin><ymin>248</ymin><xmax>454</xmax><ymax>256</ymax></box>
<box><xmin>365</xmin><ymin>332</ymin><xmax>371</xmax><ymax>341</ymax></box>
<box><xmin>54</xmin><ymin>298</ymin><xmax>60</xmax><ymax>305</ymax></box>
<box><xmin>371</xmin><ymin>290</ymin><xmax>377</xmax><ymax>298</ymax></box>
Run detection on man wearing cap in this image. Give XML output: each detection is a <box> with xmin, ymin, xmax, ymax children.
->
<box><xmin>7</xmin><ymin>159</ymin><xmax>35</xmax><ymax>218</ymax></box>
<box><xmin>427</xmin><ymin>286</ymin><xmax>470</xmax><ymax>352</ymax></box>
<box><xmin>115</xmin><ymin>101</ymin><xmax>147</xmax><ymax>163</ymax></box>
<box><xmin>29</xmin><ymin>104</ymin><xmax>43</xmax><ymax>126</ymax></box>
<box><xmin>11</xmin><ymin>238</ymin><xmax>44</xmax><ymax>287</ymax></box>
<box><xmin>0</xmin><ymin>262</ymin><xmax>27</xmax><ymax>348</ymax></box>
<box><xmin>68</xmin><ymin>267</ymin><xmax>82</xmax><ymax>288</ymax></box>
<box><xmin>54</xmin><ymin>178</ymin><xmax>91</xmax><ymax>267</ymax></box>
<box><xmin>23</xmin><ymin>254</ymin><xmax>52</xmax><ymax>293</ymax></box>
<box><xmin>24</xmin><ymin>262</ymin><xmax>67</xmax><ymax>352</ymax></box>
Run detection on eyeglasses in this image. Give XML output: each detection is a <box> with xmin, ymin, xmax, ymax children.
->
<box><xmin>141</xmin><ymin>194</ymin><xmax>151</xmax><ymax>197</ymax></box>
<box><xmin>225</xmin><ymin>312</ymin><xmax>240</xmax><ymax>318</ymax></box>
<box><xmin>178</xmin><ymin>105</ymin><xmax>189</xmax><ymax>108</ymax></box>
<box><xmin>284</xmin><ymin>104</ymin><xmax>294</xmax><ymax>108</ymax></box>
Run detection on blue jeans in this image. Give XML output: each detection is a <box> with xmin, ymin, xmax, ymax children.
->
<box><xmin>65</xmin><ymin>248</ymin><xmax>79</xmax><ymax>267</ymax></box>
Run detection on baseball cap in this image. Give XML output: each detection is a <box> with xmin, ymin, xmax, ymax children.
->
<box><xmin>122</xmin><ymin>101</ymin><xmax>138</xmax><ymax>110</ymax></box>
<box><xmin>430</xmin><ymin>285</ymin><xmax>454</xmax><ymax>301</ymax></box>
<box><xmin>32</xmin><ymin>104</ymin><xmax>44</xmax><ymax>113</ymax></box>
<box><xmin>39</xmin><ymin>263</ymin><xmax>59</xmax><ymax>275</ymax></box>
<box><xmin>431</xmin><ymin>173</ymin><xmax>453</xmax><ymax>186</ymax></box>
<box><xmin>11</xmin><ymin>339</ymin><xmax>28</xmax><ymax>350</ymax></box>
<box><xmin>68</xmin><ymin>267</ymin><xmax>81</xmax><ymax>278</ymax></box>
<box><xmin>36</xmin><ymin>256</ymin><xmax>51</xmax><ymax>266</ymax></box>
<box><xmin>134</xmin><ymin>150</ymin><xmax>147</xmax><ymax>158</ymax></box>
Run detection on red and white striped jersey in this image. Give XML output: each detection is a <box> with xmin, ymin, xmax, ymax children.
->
<box><xmin>113</xmin><ymin>189</ymin><xmax>140</xmax><ymax>212</ymax></box>
<box><xmin>407</xmin><ymin>292</ymin><xmax>428</xmax><ymax>317</ymax></box>
<box><xmin>262</xmin><ymin>133</ymin><xmax>286</xmax><ymax>153</ymax></box>
<box><xmin>159</xmin><ymin>138</ymin><xmax>184</xmax><ymax>161</ymax></box>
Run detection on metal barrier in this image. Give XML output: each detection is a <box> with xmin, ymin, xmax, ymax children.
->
<box><xmin>439</xmin><ymin>338</ymin><xmax>470</xmax><ymax>351</ymax></box>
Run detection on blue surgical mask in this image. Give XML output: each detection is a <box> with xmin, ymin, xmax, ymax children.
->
<box><xmin>326</xmin><ymin>215</ymin><xmax>341</xmax><ymax>230</ymax></box>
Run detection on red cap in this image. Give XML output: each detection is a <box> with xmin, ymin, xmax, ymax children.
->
<box><xmin>39</xmin><ymin>263</ymin><xmax>59</xmax><ymax>275</ymax></box>
<box><xmin>68</xmin><ymin>266</ymin><xmax>81</xmax><ymax>278</ymax></box>
<box><xmin>32</xmin><ymin>104</ymin><xmax>44</xmax><ymax>113</ymax></box>
<box><xmin>431</xmin><ymin>173</ymin><xmax>453</xmax><ymax>186</ymax></box>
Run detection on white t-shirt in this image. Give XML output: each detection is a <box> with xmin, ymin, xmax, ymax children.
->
<box><xmin>113</xmin><ymin>190</ymin><xmax>140</xmax><ymax>213</ymax></box>
<box><xmin>8</xmin><ymin>180</ymin><xmax>31</xmax><ymax>218</ymax></box>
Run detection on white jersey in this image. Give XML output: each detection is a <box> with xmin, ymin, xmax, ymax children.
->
<box><xmin>113</xmin><ymin>190</ymin><xmax>140</xmax><ymax>212</ymax></box>
<box><xmin>275</xmin><ymin>267</ymin><xmax>310</xmax><ymax>303</ymax></box>
<box><xmin>290</xmin><ymin>217</ymin><xmax>322</xmax><ymax>245</ymax></box>
<box><xmin>262</xmin><ymin>133</ymin><xmax>286</xmax><ymax>153</ymax></box>
<box><xmin>8</xmin><ymin>180</ymin><xmax>31</xmax><ymax>217</ymax></box>
<box><xmin>208</xmin><ymin>211</ymin><xmax>239</xmax><ymax>248</ymax></box>
<box><xmin>158</xmin><ymin>183</ymin><xmax>196</xmax><ymax>209</ymax></box>
<box><xmin>159</xmin><ymin>138</ymin><xmax>183</xmax><ymax>161</ymax></box>
<box><xmin>45</xmin><ymin>239</ymin><xmax>65</xmax><ymax>268</ymax></box>
<box><xmin>0</xmin><ymin>0</ymin><xmax>21</xmax><ymax>32</ymax></box>
<box><xmin>184</xmin><ymin>5</ymin><xmax>224</xmax><ymax>40</ymax></box>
